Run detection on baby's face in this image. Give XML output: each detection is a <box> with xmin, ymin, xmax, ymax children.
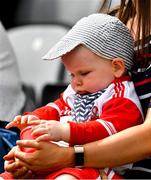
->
<box><xmin>62</xmin><ymin>45</ymin><xmax>115</xmax><ymax>94</ymax></box>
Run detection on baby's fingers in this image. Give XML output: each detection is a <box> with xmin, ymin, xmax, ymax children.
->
<box><xmin>5</xmin><ymin>121</ymin><xmax>15</xmax><ymax>129</ymax></box>
<box><xmin>27</xmin><ymin>119</ymin><xmax>42</xmax><ymax>125</ymax></box>
<box><xmin>27</xmin><ymin>115</ymin><xmax>39</xmax><ymax>122</ymax></box>
<box><xmin>32</xmin><ymin>127</ymin><xmax>47</xmax><ymax>136</ymax></box>
<box><xmin>21</xmin><ymin>115</ymin><xmax>30</xmax><ymax>124</ymax></box>
<box><xmin>36</xmin><ymin>134</ymin><xmax>51</xmax><ymax>142</ymax></box>
<box><xmin>5</xmin><ymin>115</ymin><xmax>22</xmax><ymax>129</ymax></box>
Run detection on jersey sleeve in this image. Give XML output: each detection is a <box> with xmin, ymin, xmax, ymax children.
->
<box><xmin>23</xmin><ymin>93</ymin><xmax>67</xmax><ymax>120</ymax></box>
<box><xmin>69</xmin><ymin>97</ymin><xmax>143</xmax><ymax>145</ymax></box>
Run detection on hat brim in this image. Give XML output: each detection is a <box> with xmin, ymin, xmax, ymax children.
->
<box><xmin>42</xmin><ymin>39</ymin><xmax>83</xmax><ymax>61</ymax></box>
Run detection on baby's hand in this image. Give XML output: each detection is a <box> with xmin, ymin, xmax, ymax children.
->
<box><xmin>31</xmin><ymin>120</ymin><xmax>70</xmax><ymax>142</ymax></box>
<box><xmin>5</xmin><ymin>115</ymin><xmax>39</xmax><ymax>130</ymax></box>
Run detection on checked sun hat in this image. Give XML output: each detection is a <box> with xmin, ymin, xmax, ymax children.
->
<box><xmin>43</xmin><ymin>13</ymin><xmax>134</xmax><ymax>70</ymax></box>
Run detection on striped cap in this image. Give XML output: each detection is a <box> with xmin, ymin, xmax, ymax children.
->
<box><xmin>43</xmin><ymin>13</ymin><xmax>134</xmax><ymax>70</ymax></box>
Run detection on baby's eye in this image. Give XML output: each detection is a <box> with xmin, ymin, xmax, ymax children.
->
<box><xmin>81</xmin><ymin>71</ymin><xmax>90</xmax><ymax>76</ymax></box>
<box><xmin>70</xmin><ymin>73</ymin><xmax>75</xmax><ymax>78</ymax></box>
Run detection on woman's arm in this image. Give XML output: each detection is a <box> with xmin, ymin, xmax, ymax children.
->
<box><xmin>13</xmin><ymin>109</ymin><xmax>151</xmax><ymax>172</ymax></box>
<box><xmin>85</xmin><ymin>108</ymin><xmax>151</xmax><ymax>168</ymax></box>
<box><xmin>67</xmin><ymin>108</ymin><xmax>151</xmax><ymax>168</ymax></box>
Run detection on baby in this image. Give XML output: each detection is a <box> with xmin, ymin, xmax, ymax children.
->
<box><xmin>5</xmin><ymin>13</ymin><xmax>143</xmax><ymax>179</ymax></box>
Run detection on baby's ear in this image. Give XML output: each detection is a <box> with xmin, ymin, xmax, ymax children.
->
<box><xmin>111</xmin><ymin>58</ymin><xmax>126</xmax><ymax>78</ymax></box>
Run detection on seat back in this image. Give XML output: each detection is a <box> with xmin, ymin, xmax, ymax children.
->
<box><xmin>41</xmin><ymin>83</ymin><xmax>68</xmax><ymax>106</ymax></box>
<box><xmin>7</xmin><ymin>24</ymin><xmax>68</xmax><ymax>105</ymax></box>
<box><xmin>14</xmin><ymin>0</ymin><xmax>102</xmax><ymax>28</ymax></box>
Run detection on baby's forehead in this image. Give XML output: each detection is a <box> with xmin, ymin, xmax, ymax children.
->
<box><xmin>62</xmin><ymin>44</ymin><xmax>113</xmax><ymax>61</ymax></box>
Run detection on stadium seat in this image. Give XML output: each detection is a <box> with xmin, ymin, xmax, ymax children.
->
<box><xmin>7</xmin><ymin>24</ymin><xmax>68</xmax><ymax>106</ymax></box>
<box><xmin>14</xmin><ymin>0</ymin><xmax>102</xmax><ymax>28</ymax></box>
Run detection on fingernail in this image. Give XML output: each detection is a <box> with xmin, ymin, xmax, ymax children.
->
<box><xmin>16</xmin><ymin>140</ymin><xmax>20</xmax><ymax>144</ymax></box>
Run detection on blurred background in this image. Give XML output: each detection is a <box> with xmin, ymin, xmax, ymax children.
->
<box><xmin>0</xmin><ymin>0</ymin><xmax>120</xmax><ymax>107</ymax></box>
<box><xmin>0</xmin><ymin>1</ymin><xmax>120</xmax><ymax>171</ymax></box>
<box><xmin>0</xmin><ymin>0</ymin><xmax>103</xmax><ymax>29</ymax></box>
<box><xmin>0</xmin><ymin>0</ymin><xmax>20</xmax><ymax>29</ymax></box>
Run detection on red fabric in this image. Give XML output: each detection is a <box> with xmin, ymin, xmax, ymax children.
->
<box><xmin>100</xmin><ymin>98</ymin><xmax>143</xmax><ymax>131</ymax></box>
<box><xmin>24</xmin><ymin>105</ymin><xmax>60</xmax><ymax>120</ymax></box>
<box><xmin>134</xmin><ymin>76</ymin><xmax>151</xmax><ymax>86</ymax></box>
<box><xmin>20</xmin><ymin>126</ymin><xmax>38</xmax><ymax>152</ymax></box>
<box><xmin>45</xmin><ymin>167</ymin><xmax>100</xmax><ymax>179</ymax></box>
<box><xmin>0</xmin><ymin>171</ymin><xmax>14</xmax><ymax>179</ymax></box>
<box><xmin>112</xmin><ymin>75</ymin><xmax>131</xmax><ymax>83</ymax></box>
<box><xmin>23</xmin><ymin>94</ymin><xmax>69</xmax><ymax>120</ymax></box>
<box><xmin>69</xmin><ymin>98</ymin><xmax>143</xmax><ymax>145</ymax></box>
<box><xmin>0</xmin><ymin>169</ymin><xmax>123</xmax><ymax>180</ymax></box>
<box><xmin>69</xmin><ymin>121</ymin><xmax>109</xmax><ymax>145</ymax></box>
<box><xmin>45</xmin><ymin>168</ymin><xmax>123</xmax><ymax>179</ymax></box>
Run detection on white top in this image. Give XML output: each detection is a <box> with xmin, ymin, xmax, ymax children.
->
<box><xmin>0</xmin><ymin>22</ymin><xmax>25</xmax><ymax>121</ymax></box>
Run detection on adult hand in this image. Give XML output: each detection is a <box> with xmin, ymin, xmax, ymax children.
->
<box><xmin>15</xmin><ymin>140</ymin><xmax>74</xmax><ymax>174</ymax></box>
<box><xmin>4</xmin><ymin>146</ymin><xmax>34</xmax><ymax>179</ymax></box>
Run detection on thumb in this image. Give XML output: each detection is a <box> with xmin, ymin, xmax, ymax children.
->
<box><xmin>3</xmin><ymin>146</ymin><xmax>16</xmax><ymax>160</ymax></box>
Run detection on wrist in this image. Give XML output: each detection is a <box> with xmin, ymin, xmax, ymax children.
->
<box><xmin>60</xmin><ymin>146</ymin><xmax>75</xmax><ymax>168</ymax></box>
<box><xmin>61</xmin><ymin>123</ymin><xmax>70</xmax><ymax>142</ymax></box>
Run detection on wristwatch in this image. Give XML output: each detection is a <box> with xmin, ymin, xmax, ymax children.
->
<box><xmin>74</xmin><ymin>145</ymin><xmax>84</xmax><ymax>168</ymax></box>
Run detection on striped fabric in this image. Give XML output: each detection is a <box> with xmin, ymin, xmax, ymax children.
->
<box><xmin>132</xmin><ymin>35</ymin><xmax>151</xmax><ymax>115</ymax></box>
<box><xmin>132</xmin><ymin>65</ymin><xmax>151</xmax><ymax>116</ymax></box>
<box><xmin>96</xmin><ymin>119</ymin><xmax>117</xmax><ymax>136</ymax></box>
<box><xmin>72</xmin><ymin>90</ymin><xmax>105</xmax><ymax>122</ymax></box>
<box><xmin>124</xmin><ymin>157</ymin><xmax>151</xmax><ymax>179</ymax></box>
<box><xmin>43</xmin><ymin>13</ymin><xmax>134</xmax><ymax>70</ymax></box>
<box><xmin>113</xmin><ymin>81</ymin><xmax>125</xmax><ymax>98</ymax></box>
<box><xmin>124</xmin><ymin>36</ymin><xmax>151</xmax><ymax>179</ymax></box>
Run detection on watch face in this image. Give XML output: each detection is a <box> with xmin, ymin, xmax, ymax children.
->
<box><xmin>74</xmin><ymin>145</ymin><xmax>84</xmax><ymax>167</ymax></box>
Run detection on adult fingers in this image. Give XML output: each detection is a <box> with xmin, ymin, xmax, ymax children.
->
<box><xmin>13</xmin><ymin>167</ymin><xmax>34</xmax><ymax>179</ymax></box>
<box><xmin>3</xmin><ymin>147</ymin><xmax>16</xmax><ymax>161</ymax></box>
<box><xmin>4</xmin><ymin>160</ymin><xmax>23</xmax><ymax>172</ymax></box>
<box><xmin>15</xmin><ymin>140</ymin><xmax>42</xmax><ymax>164</ymax></box>
<box><xmin>16</xmin><ymin>140</ymin><xmax>41</xmax><ymax>149</ymax></box>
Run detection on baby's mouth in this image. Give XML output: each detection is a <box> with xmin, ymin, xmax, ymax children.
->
<box><xmin>77</xmin><ymin>91</ymin><xmax>89</xmax><ymax>95</ymax></box>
